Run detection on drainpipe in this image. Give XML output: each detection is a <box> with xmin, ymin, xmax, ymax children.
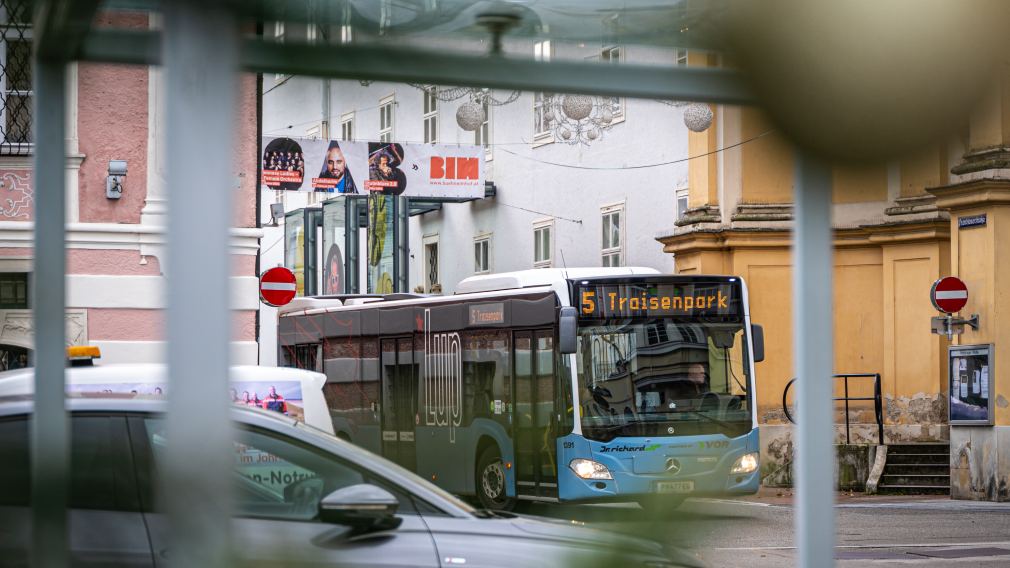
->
<box><xmin>322</xmin><ymin>78</ymin><xmax>330</xmax><ymax>139</ymax></box>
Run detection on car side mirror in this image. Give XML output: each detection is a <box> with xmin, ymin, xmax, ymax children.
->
<box><xmin>319</xmin><ymin>484</ymin><xmax>402</xmax><ymax>533</ymax></box>
<box><xmin>559</xmin><ymin>306</ymin><xmax>577</xmax><ymax>354</ymax></box>
<box><xmin>751</xmin><ymin>324</ymin><xmax>765</xmax><ymax>363</ymax></box>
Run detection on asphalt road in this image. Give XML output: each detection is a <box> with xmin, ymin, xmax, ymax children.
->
<box><xmin>522</xmin><ymin>491</ymin><xmax>1010</xmax><ymax>567</ymax></box>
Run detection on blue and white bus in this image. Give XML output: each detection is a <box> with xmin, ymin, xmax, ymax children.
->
<box><xmin>278</xmin><ymin>268</ymin><xmax>764</xmax><ymax>510</ymax></box>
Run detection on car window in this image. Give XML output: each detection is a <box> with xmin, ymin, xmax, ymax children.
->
<box><xmin>0</xmin><ymin>415</ymin><xmax>138</xmax><ymax>511</ymax></box>
<box><xmin>297</xmin><ymin>421</ymin><xmax>465</xmax><ymax>516</ymax></box>
<box><xmin>69</xmin><ymin>416</ymin><xmax>139</xmax><ymax>511</ymax></box>
<box><xmin>0</xmin><ymin>418</ymin><xmax>29</xmax><ymax>506</ymax></box>
<box><xmin>143</xmin><ymin>418</ymin><xmax>415</xmax><ymax>521</ymax></box>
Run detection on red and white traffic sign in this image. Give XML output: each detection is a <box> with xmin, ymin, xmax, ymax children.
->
<box><xmin>930</xmin><ymin>277</ymin><xmax>968</xmax><ymax>314</ymax></box>
<box><xmin>260</xmin><ymin>266</ymin><xmax>297</xmax><ymax>307</ymax></box>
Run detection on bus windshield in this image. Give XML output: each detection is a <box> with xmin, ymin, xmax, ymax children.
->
<box><xmin>576</xmin><ymin>319</ymin><xmax>752</xmax><ymax>442</ymax></box>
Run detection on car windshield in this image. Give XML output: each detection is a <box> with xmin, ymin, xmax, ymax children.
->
<box><xmin>576</xmin><ymin>318</ymin><xmax>752</xmax><ymax>442</ymax></box>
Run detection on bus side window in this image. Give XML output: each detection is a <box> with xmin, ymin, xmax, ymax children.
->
<box><xmin>360</xmin><ymin>337</ymin><xmax>381</xmax><ymax>421</ymax></box>
<box><xmin>292</xmin><ymin>344</ymin><xmax>320</xmax><ymax>372</ymax></box>
<box><xmin>462</xmin><ymin>330</ymin><xmax>511</xmax><ymax>426</ymax></box>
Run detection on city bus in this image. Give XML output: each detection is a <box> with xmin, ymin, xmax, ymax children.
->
<box><xmin>277</xmin><ymin>267</ymin><xmax>764</xmax><ymax>510</ymax></box>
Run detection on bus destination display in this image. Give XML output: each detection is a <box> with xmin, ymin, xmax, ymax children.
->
<box><xmin>578</xmin><ymin>282</ymin><xmax>740</xmax><ymax>319</ymax></box>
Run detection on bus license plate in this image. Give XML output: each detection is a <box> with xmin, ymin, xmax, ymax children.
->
<box><xmin>656</xmin><ymin>481</ymin><xmax>694</xmax><ymax>494</ymax></box>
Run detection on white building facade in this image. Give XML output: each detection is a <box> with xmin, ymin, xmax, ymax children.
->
<box><xmin>259</xmin><ymin>33</ymin><xmax>695</xmax><ymax>364</ymax></box>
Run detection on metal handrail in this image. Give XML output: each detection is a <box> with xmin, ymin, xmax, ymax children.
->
<box><xmin>782</xmin><ymin>373</ymin><xmax>884</xmax><ymax>445</ymax></box>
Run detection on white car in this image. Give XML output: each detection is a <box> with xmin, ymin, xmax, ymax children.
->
<box><xmin>0</xmin><ymin>397</ymin><xmax>698</xmax><ymax>567</ymax></box>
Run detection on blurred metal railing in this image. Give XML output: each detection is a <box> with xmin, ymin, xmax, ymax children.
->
<box><xmin>782</xmin><ymin>373</ymin><xmax>884</xmax><ymax>445</ymax></box>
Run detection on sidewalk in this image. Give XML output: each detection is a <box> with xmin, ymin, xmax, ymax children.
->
<box><xmin>738</xmin><ymin>485</ymin><xmax>951</xmax><ymax>507</ymax></box>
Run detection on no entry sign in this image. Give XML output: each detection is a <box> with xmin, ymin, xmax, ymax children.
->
<box><xmin>260</xmin><ymin>266</ymin><xmax>297</xmax><ymax>307</ymax></box>
<box><xmin>931</xmin><ymin>277</ymin><xmax>968</xmax><ymax>314</ymax></box>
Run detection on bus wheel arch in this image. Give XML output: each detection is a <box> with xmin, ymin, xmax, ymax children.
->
<box><xmin>475</xmin><ymin>438</ymin><xmax>516</xmax><ymax>511</ymax></box>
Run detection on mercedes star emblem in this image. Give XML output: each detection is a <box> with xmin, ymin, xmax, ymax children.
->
<box><xmin>665</xmin><ymin>458</ymin><xmax>681</xmax><ymax>474</ymax></box>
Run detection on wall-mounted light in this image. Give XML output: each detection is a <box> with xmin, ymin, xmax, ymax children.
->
<box><xmin>269</xmin><ymin>202</ymin><xmax>284</xmax><ymax>226</ymax></box>
<box><xmin>107</xmin><ymin>160</ymin><xmax>127</xmax><ymax>199</ymax></box>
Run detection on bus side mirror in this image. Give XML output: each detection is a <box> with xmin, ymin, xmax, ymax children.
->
<box><xmin>751</xmin><ymin>324</ymin><xmax>765</xmax><ymax>363</ymax></box>
<box><xmin>559</xmin><ymin>307</ymin><xmax>577</xmax><ymax>354</ymax></box>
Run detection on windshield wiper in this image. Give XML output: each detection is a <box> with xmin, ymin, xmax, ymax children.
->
<box><xmin>677</xmin><ymin>409</ymin><xmax>734</xmax><ymax>432</ymax></box>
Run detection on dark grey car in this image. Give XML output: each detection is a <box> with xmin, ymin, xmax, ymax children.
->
<box><xmin>0</xmin><ymin>399</ymin><xmax>699</xmax><ymax>567</ymax></box>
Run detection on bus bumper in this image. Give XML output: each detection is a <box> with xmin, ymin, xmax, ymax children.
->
<box><xmin>556</xmin><ymin>428</ymin><xmax>761</xmax><ymax>503</ymax></box>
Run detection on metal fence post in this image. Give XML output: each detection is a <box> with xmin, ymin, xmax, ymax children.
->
<box><xmin>794</xmin><ymin>153</ymin><xmax>836</xmax><ymax>567</ymax></box>
<box><xmin>31</xmin><ymin>56</ymin><xmax>67</xmax><ymax>568</ymax></box>
<box><xmin>163</xmin><ymin>2</ymin><xmax>239</xmax><ymax>566</ymax></box>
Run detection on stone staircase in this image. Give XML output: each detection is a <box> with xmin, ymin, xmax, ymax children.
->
<box><xmin>878</xmin><ymin>443</ymin><xmax>950</xmax><ymax>495</ymax></box>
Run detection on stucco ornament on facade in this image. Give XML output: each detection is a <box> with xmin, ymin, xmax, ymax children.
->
<box><xmin>0</xmin><ymin>170</ymin><xmax>33</xmax><ymax>220</ymax></box>
<box><xmin>0</xmin><ymin>309</ymin><xmax>88</xmax><ymax>349</ymax></box>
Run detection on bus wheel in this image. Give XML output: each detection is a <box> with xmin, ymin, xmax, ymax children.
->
<box><xmin>638</xmin><ymin>496</ymin><xmax>686</xmax><ymax>517</ymax></box>
<box><xmin>476</xmin><ymin>446</ymin><xmax>516</xmax><ymax>511</ymax></box>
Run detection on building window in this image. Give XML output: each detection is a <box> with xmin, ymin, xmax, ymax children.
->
<box><xmin>379</xmin><ymin>0</ymin><xmax>392</xmax><ymax>34</ymax></box>
<box><xmin>379</xmin><ymin>96</ymin><xmax>394</xmax><ymax>142</ymax></box>
<box><xmin>600</xmin><ymin>46</ymin><xmax>625</xmax><ymax>123</ymax></box>
<box><xmin>340</xmin><ymin>24</ymin><xmax>353</xmax><ymax>44</ymax></box>
<box><xmin>0</xmin><ymin>1</ymin><xmax>32</xmax><ymax>154</ymax></box>
<box><xmin>533</xmin><ymin>92</ymin><xmax>552</xmax><ymax>140</ymax></box>
<box><xmin>601</xmin><ymin>204</ymin><xmax>624</xmax><ymax>267</ymax></box>
<box><xmin>423</xmin><ymin>236</ymin><xmax>439</xmax><ymax>293</ymax></box>
<box><xmin>533</xmin><ymin>219</ymin><xmax>553</xmax><ymax>268</ymax></box>
<box><xmin>533</xmin><ymin>41</ymin><xmax>553</xmax><ymax>143</ymax></box>
<box><xmin>272</xmin><ymin>22</ymin><xmax>286</xmax><ymax>82</ymax></box>
<box><xmin>676</xmin><ymin>188</ymin><xmax>689</xmax><ymax>220</ymax></box>
<box><xmin>422</xmin><ymin>87</ymin><xmax>438</xmax><ymax>144</ymax></box>
<box><xmin>340</xmin><ymin>112</ymin><xmax>354</xmax><ymax>141</ymax></box>
<box><xmin>474</xmin><ymin>95</ymin><xmax>491</xmax><ymax>159</ymax></box>
<box><xmin>677</xmin><ymin>48</ymin><xmax>688</xmax><ymax>66</ymax></box>
<box><xmin>0</xmin><ymin>272</ymin><xmax>28</xmax><ymax>309</ymax></box>
<box><xmin>474</xmin><ymin>235</ymin><xmax>491</xmax><ymax>274</ymax></box>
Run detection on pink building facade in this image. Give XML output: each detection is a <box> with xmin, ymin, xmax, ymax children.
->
<box><xmin>0</xmin><ymin>10</ymin><xmax>261</xmax><ymax>368</ymax></box>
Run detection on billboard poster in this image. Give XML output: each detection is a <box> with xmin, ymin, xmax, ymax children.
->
<box><xmin>367</xmin><ymin>193</ymin><xmax>395</xmax><ymax>294</ymax></box>
<box><xmin>322</xmin><ymin>198</ymin><xmax>347</xmax><ymax>295</ymax></box>
<box><xmin>261</xmin><ymin>137</ymin><xmax>484</xmax><ymax>199</ymax></box>
<box><xmin>284</xmin><ymin>211</ymin><xmax>305</xmax><ymax>296</ymax></box>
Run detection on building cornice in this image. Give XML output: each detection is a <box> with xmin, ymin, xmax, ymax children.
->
<box><xmin>674</xmin><ymin>205</ymin><xmax>721</xmax><ymax>227</ymax></box>
<box><xmin>925</xmin><ymin>178</ymin><xmax>1010</xmax><ymax>210</ymax></box>
<box><xmin>657</xmin><ymin>219</ymin><xmax>949</xmax><ymax>256</ymax></box>
<box><xmin>0</xmin><ymin>221</ymin><xmax>262</xmax><ymax>255</ymax></box>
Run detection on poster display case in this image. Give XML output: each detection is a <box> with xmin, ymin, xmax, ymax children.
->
<box><xmin>949</xmin><ymin>344</ymin><xmax>994</xmax><ymax>426</ymax></box>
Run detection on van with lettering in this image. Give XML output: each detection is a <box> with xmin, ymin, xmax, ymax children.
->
<box><xmin>0</xmin><ymin>348</ymin><xmax>334</xmax><ymax>435</ymax></box>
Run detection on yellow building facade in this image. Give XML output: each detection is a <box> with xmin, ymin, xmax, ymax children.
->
<box><xmin>656</xmin><ymin>58</ymin><xmax>1010</xmax><ymax>499</ymax></box>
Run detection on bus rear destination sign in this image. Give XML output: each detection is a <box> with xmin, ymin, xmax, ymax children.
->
<box><xmin>578</xmin><ymin>282</ymin><xmax>740</xmax><ymax>319</ymax></box>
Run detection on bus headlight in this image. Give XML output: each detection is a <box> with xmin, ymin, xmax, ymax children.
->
<box><xmin>570</xmin><ymin>459</ymin><xmax>613</xmax><ymax>480</ymax></box>
<box><xmin>730</xmin><ymin>452</ymin><xmax>759</xmax><ymax>474</ymax></box>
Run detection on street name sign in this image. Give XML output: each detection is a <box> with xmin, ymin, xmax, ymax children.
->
<box><xmin>260</xmin><ymin>266</ymin><xmax>297</xmax><ymax>307</ymax></box>
<box><xmin>930</xmin><ymin>276</ymin><xmax>968</xmax><ymax>314</ymax></box>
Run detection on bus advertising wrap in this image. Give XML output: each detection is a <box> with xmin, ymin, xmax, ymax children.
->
<box><xmin>261</xmin><ymin>136</ymin><xmax>485</xmax><ymax>199</ymax></box>
<box><xmin>578</xmin><ymin>281</ymin><xmax>741</xmax><ymax>319</ymax></box>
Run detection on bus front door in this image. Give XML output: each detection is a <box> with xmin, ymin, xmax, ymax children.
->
<box><xmin>514</xmin><ymin>330</ymin><xmax>559</xmax><ymax>500</ymax></box>
<box><xmin>380</xmin><ymin>337</ymin><xmax>417</xmax><ymax>470</ymax></box>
